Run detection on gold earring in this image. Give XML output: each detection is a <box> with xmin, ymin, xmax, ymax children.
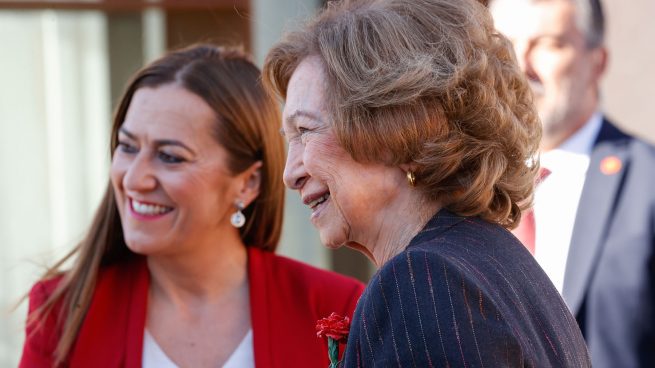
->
<box><xmin>406</xmin><ymin>171</ymin><xmax>416</xmax><ymax>187</ymax></box>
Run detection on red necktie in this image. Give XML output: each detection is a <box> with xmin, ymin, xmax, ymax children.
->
<box><xmin>513</xmin><ymin>167</ymin><xmax>551</xmax><ymax>254</ymax></box>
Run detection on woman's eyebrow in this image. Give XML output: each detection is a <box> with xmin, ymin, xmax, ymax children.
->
<box><xmin>154</xmin><ymin>139</ymin><xmax>195</xmax><ymax>154</ymax></box>
<box><xmin>119</xmin><ymin>127</ymin><xmax>196</xmax><ymax>154</ymax></box>
<box><xmin>285</xmin><ymin>109</ymin><xmax>324</xmax><ymax>126</ymax></box>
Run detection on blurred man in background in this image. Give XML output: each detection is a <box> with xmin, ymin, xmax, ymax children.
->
<box><xmin>491</xmin><ymin>0</ymin><xmax>655</xmax><ymax>366</ymax></box>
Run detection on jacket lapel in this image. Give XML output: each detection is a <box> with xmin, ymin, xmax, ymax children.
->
<box><xmin>248</xmin><ymin>247</ymin><xmax>274</xmax><ymax>368</ymax></box>
<box><xmin>562</xmin><ymin>120</ymin><xmax>630</xmax><ymax>314</ymax></box>
<box><xmin>124</xmin><ymin>258</ymin><xmax>149</xmax><ymax>368</ymax></box>
<box><xmin>70</xmin><ymin>256</ymin><xmax>148</xmax><ymax>367</ymax></box>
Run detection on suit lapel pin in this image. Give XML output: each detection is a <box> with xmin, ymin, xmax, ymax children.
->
<box><xmin>600</xmin><ymin>155</ymin><xmax>622</xmax><ymax>175</ymax></box>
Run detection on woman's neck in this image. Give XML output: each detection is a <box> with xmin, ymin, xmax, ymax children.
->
<box><xmin>146</xmin><ymin>237</ymin><xmax>249</xmax><ymax>307</ymax></box>
<box><xmin>351</xmin><ymin>191</ymin><xmax>441</xmax><ymax>268</ymax></box>
<box><xmin>144</xmin><ymin>237</ymin><xmax>252</xmax><ymax>367</ymax></box>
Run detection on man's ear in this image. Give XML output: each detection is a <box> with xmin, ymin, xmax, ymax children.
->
<box><xmin>238</xmin><ymin>161</ymin><xmax>263</xmax><ymax>207</ymax></box>
<box><xmin>591</xmin><ymin>46</ymin><xmax>608</xmax><ymax>81</ymax></box>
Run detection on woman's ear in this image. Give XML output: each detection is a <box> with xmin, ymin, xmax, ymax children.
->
<box><xmin>399</xmin><ymin>163</ymin><xmax>414</xmax><ymax>173</ymax></box>
<box><xmin>398</xmin><ymin>163</ymin><xmax>418</xmax><ymax>178</ymax></box>
<box><xmin>238</xmin><ymin>161</ymin><xmax>263</xmax><ymax>207</ymax></box>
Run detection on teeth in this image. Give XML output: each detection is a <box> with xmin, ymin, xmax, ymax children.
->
<box><xmin>308</xmin><ymin>194</ymin><xmax>329</xmax><ymax>209</ymax></box>
<box><xmin>132</xmin><ymin>199</ymin><xmax>172</xmax><ymax>215</ymax></box>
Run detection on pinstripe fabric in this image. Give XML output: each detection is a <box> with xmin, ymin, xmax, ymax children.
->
<box><xmin>343</xmin><ymin>210</ymin><xmax>590</xmax><ymax>367</ymax></box>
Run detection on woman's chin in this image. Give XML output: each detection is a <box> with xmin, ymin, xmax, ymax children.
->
<box><xmin>124</xmin><ymin>239</ymin><xmax>162</xmax><ymax>256</ymax></box>
<box><xmin>318</xmin><ymin>231</ymin><xmax>347</xmax><ymax>250</ymax></box>
<box><xmin>316</xmin><ymin>216</ymin><xmax>352</xmax><ymax>251</ymax></box>
<box><xmin>320</xmin><ymin>238</ymin><xmax>345</xmax><ymax>250</ymax></box>
<box><xmin>125</xmin><ymin>244</ymin><xmax>148</xmax><ymax>256</ymax></box>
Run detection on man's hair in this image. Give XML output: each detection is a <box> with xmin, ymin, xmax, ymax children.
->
<box><xmin>495</xmin><ymin>0</ymin><xmax>605</xmax><ymax>48</ymax></box>
<box><xmin>573</xmin><ymin>0</ymin><xmax>605</xmax><ymax>48</ymax></box>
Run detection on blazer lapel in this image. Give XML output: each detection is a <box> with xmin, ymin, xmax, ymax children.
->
<box><xmin>562</xmin><ymin>122</ymin><xmax>630</xmax><ymax>314</ymax></box>
<box><xmin>248</xmin><ymin>247</ymin><xmax>274</xmax><ymax>368</ymax></box>
<box><xmin>70</xmin><ymin>256</ymin><xmax>148</xmax><ymax>367</ymax></box>
<box><xmin>124</xmin><ymin>258</ymin><xmax>149</xmax><ymax>368</ymax></box>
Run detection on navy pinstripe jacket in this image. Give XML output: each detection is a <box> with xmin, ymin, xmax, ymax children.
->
<box><xmin>343</xmin><ymin>210</ymin><xmax>590</xmax><ymax>367</ymax></box>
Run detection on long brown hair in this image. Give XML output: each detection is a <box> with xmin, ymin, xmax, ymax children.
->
<box><xmin>30</xmin><ymin>44</ymin><xmax>285</xmax><ymax>364</ymax></box>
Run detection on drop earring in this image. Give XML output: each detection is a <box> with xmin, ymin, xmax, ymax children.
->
<box><xmin>231</xmin><ymin>200</ymin><xmax>246</xmax><ymax>228</ymax></box>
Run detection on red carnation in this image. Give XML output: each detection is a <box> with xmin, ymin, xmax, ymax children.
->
<box><xmin>316</xmin><ymin>313</ymin><xmax>351</xmax><ymax>367</ymax></box>
<box><xmin>316</xmin><ymin>312</ymin><xmax>350</xmax><ymax>342</ymax></box>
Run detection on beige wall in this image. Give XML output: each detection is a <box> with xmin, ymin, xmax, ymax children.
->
<box><xmin>602</xmin><ymin>0</ymin><xmax>655</xmax><ymax>144</ymax></box>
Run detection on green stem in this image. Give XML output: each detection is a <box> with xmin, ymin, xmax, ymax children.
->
<box><xmin>328</xmin><ymin>337</ymin><xmax>339</xmax><ymax>367</ymax></box>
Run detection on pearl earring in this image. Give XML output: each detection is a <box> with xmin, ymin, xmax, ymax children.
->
<box><xmin>231</xmin><ymin>200</ymin><xmax>246</xmax><ymax>228</ymax></box>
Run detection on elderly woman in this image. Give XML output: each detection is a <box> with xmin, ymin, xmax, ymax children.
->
<box><xmin>263</xmin><ymin>0</ymin><xmax>591</xmax><ymax>366</ymax></box>
<box><xmin>19</xmin><ymin>45</ymin><xmax>363</xmax><ymax>368</ymax></box>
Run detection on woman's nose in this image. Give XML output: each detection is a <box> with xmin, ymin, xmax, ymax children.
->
<box><xmin>122</xmin><ymin>153</ymin><xmax>157</xmax><ymax>192</ymax></box>
<box><xmin>283</xmin><ymin>143</ymin><xmax>308</xmax><ymax>190</ymax></box>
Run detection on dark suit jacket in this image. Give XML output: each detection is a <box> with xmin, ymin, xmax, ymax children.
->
<box><xmin>562</xmin><ymin>118</ymin><xmax>655</xmax><ymax>368</ymax></box>
<box><xmin>19</xmin><ymin>247</ymin><xmax>364</xmax><ymax>367</ymax></box>
<box><xmin>343</xmin><ymin>210</ymin><xmax>590</xmax><ymax>367</ymax></box>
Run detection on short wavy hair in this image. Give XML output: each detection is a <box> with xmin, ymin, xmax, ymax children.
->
<box><xmin>263</xmin><ymin>0</ymin><xmax>541</xmax><ymax>228</ymax></box>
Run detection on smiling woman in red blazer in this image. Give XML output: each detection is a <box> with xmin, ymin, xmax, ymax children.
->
<box><xmin>19</xmin><ymin>44</ymin><xmax>364</xmax><ymax>368</ymax></box>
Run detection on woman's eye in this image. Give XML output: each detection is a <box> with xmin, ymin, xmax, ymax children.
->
<box><xmin>117</xmin><ymin>141</ymin><xmax>137</xmax><ymax>153</ymax></box>
<box><xmin>159</xmin><ymin>151</ymin><xmax>184</xmax><ymax>164</ymax></box>
<box><xmin>298</xmin><ymin>127</ymin><xmax>312</xmax><ymax>143</ymax></box>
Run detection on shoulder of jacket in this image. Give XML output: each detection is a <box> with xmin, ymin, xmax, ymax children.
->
<box><xmin>251</xmin><ymin>247</ymin><xmax>365</xmax><ymax>292</ymax></box>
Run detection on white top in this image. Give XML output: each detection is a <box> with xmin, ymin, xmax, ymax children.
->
<box><xmin>142</xmin><ymin>329</ymin><xmax>255</xmax><ymax>368</ymax></box>
<box><xmin>533</xmin><ymin>112</ymin><xmax>603</xmax><ymax>293</ymax></box>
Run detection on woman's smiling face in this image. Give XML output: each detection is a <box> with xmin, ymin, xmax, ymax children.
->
<box><xmin>110</xmin><ymin>83</ymin><xmax>242</xmax><ymax>256</ymax></box>
<box><xmin>281</xmin><ymin>57</ymin><xmax>403</xmax><ymax>251</ymax></box>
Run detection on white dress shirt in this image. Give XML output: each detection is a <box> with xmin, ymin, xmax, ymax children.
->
<box><xmin>533</xmin><ymin>112</ymin><xmax>603</xmax><ymax>293</ymax></box>
<box><xmin>142</xmin><ymin>328</ymin><xmax>255</xmax><ymax>368</ymax></box>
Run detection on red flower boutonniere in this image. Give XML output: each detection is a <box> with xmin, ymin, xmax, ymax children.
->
<box><xmin>316</xmin><ymin>313</ymin><xmax>351</xmax><ymax>368</ymax></box>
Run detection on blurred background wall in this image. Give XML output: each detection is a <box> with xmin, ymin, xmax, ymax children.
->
<box><xmin>601</xmin><ymin>0</ymin><xmax>655</xmax><ymax>142</ymax></box>
<box><xmin>0</xmin><ymin>0</ymin><xmax>652</xmax><ymax>366</ymax></box>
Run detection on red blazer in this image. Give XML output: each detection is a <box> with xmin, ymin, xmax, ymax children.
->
<box><xmin>19</xmin><ymin>247</ymin><xmax>364</xmax><ymax>367</ymax></box>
